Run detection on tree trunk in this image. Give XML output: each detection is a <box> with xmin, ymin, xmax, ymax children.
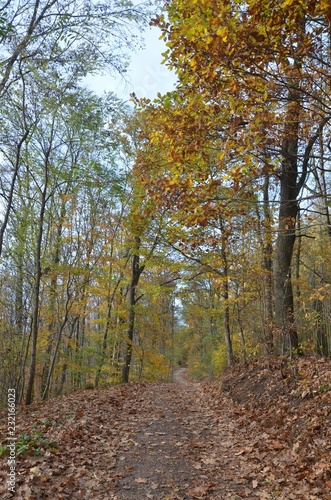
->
<box><xmin>274</xmin><ymin>76</ymin><xmax>301</xmax><ymax>354</ymax></box>
<box><xmin>273</xmin><ymin>61</ymin><xmax>329</xmax><ymax>354</ymax></box>
<box><xmin>315</xmin><ymin>299</ymin><xmax>329</xmax><ymax>356</ymax></box>
<box><xmin>95</xmin><ymin>277</ymin><xmax>121</xmax><ymax>388</ymax></box>
<box><xmin>220</xmin><ymin>226</ymin><xmax>234</xmax><ymax>366</ymax></box>
<box><xmin>0</xmin><ymin>129</ymin><xmax>30</xmax><ymax>257</ymax></box>
<box><xmin>56</xmin><ymin>317</ymin><xmax>78</xmax><ymax>396</ymax></box>
<box><xmin>41</xmin><ymin>290</ymin><xmax>71</xmax><ymax>401</ymax></box>
<box><xmin>273</xmin><ymin>168</ymin><xmax>299</xmax><ymax>352</ymax></box>
<box><xmin>25</xmin><ymin>136</ymin><xmax>51</xmax><ymax>405</ymax></box>
<box><xmin>25</xmin><ymin>189</ymin><xmax>46</xmax><ymax>405</ymax></box>
<box><xmin>121</xmin><ymin>239</ymin><xmax>145</xmax><ymax>383</ymax></box>
<box><xmin>41</xmin><ymin>197</ymin><xmax>66</xmax><ymax>395</ymax></box>
<box><xmin>262</xmin><ymin>174</ymin><xmax>274</xmax><ymax>352</ymax></box>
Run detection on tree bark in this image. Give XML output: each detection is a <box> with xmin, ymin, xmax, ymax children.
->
<box><xmin>25</xmin><ymin>183</ymin><xmax>47</xmax><ymax>405</ymax></box>
<box><xmin>220</xmin><ymin>225</ymin><xmax>234</xmax><ymax>366</ymax></box>
<box><xmin>314</xmin><ymin>299</ymin><xmax>329</xmax><ymax>356</ymax></box>
<box><xmin>41</xmin><ymin>198</ymin><xmax>66</xmax><ymax>395</ymax></box>
<box><xmin>95</xmin><ymin>276</ymin><xmax>122</xmax><ymax>388</ymax></box>
<box><xmin>274</xmin><ymin>87</ymin><xmax>329</xmax><ymax>354</ymax></box>
<box><xmin>262</xmin><ymin>173</ymin><xmax>274</xmax><ymax>352</ymax></box>
<box><xmin>0</xmin><ymin>128</ymin><xmax>30</xmax><ymax>257</ymax></box>
<box><xmin>274</xmin><ymin>68</ymin><xmax>303</xmax><ymax>354</ymax></box>
<box><xmin>25</xmin><ymin>133</ymin><xmax>52</xmax><ymax>405</ymax></box>
<box><xmin>41</xmin><ymin>286</ymin><xmax>72</xmax><ymax>401</ymax></box>
<box><xmin>121</xmin><ymin>238</ymin><xmax>145</xmax><ymax>383</ymax></box>
<box><xmin>273</xmin><ymin>141</ymin><xmax>300</xmax><ymax>352</ymax></box>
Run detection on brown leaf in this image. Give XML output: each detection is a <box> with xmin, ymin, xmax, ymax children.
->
<box><xmin>135</xmin><ymin>477</ymin><xmax>148</xmax><ymax>484</ymax></box>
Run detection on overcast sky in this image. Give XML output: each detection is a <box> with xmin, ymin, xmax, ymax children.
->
<box><xmin>84</xmin><ymin>26</ymin><xmax>178</xmax><ymax>102</ymax></box>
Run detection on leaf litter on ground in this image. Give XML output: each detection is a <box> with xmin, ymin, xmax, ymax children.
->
<box><xmin>0</xmin><ymin>357</ymin><xmax>330</xmax><ymax>499</ymax></box>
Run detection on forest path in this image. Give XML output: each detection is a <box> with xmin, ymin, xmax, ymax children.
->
<box><xmin>2</xmin><ymin>361</ymin><xmax>329</xmax><ymax>499</ymax></box>
<box><xmin>112</xmin><ymin>381</ymin><xmax>233</xmax><ymax>499</ymax></box>
<box><xmin>172</xmin><ymin>367</ymin><xmax>193</xmax><ymax>385</ymax></box>
<box><xmin>1</xmin><ymin>381</ymin><xmax>252</xmax><ymax>499</ymax></box>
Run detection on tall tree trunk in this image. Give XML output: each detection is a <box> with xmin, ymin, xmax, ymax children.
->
<box><xmin>273</xmin><ymin>75</ymin><xmax>328</xmax><ymax>354</ymax></box>
<box><xmin>220</xmin><ymin>225</ymin><xmax>234</xmax><ymax>366</ymax></box>
<box><xmin>95</xmin><ymin>277</ymin><xmax>121</xmax><ymax>388</ymax></box>
<box><xmin>25</xmin><ymin>187</ymin><xmax>47</xmax><ymax>405</ymax></box>
<box><xmin>273</xmin><ymin>161</ymin><xmax>299</xmax><ymax>353</ymax></box>
<box><xmin>56</xmin><ymin>317</ymin><xmax>78</xmax><ymax>396</ymax></box>
<box><xmin>294</xmin><ymin>214</ymin><xmax>302</xmax><ymax>312</ymax></box>
<box><xmin>14</xmin><ymin>250</ymin><xmax>25</xmax><ymax>400</ymax></box>
<box><xmin>25</xmin><ymin>135</ymin><xmax>51</xmax><ymax>405</ymax></box>
<box><xmin>122</xmin><ymin>238</ymin><xmax>145</xmax><ymax>383</ymax></box>
<box><xmin>262</xmin><ymin>174</ymin><xmax>274</xmax><ymax>352</ymax></box>
<box><xmin>236</xmin><ymin>300</ymin><xmax>247</xmax><ymax>364</ymax></box>
<box><xmin>223</xmin><ymin>273</ymin><xmax>233</xmax><ymax>366</ymax></box>
<box><xmin>314</xmin><ymin>299</ymin><xmax>329</xmax><ymax>356</ymax></box>
<box><xmin>41</xmin><ymin>285</ymin><xmax>72</xmax><ymax>401</ymax></box>
<box><xmin>41</xmin><ymin>198</ymin><xmax>66</xmax><ymax>394</ymax></box>
<box><xmin>274</xmin><ymin>71</ymin><xmax>301</xmax><ymax>354</ymax></box>
<box><xmin>0</xmin><ymin>129</ymin><xmax>30</xmax><ymax>257</ymax></box>
<box><xmin>255</xmin><ymin>171</ymin><xmax>274</xmax><ymax>352</ymax></box>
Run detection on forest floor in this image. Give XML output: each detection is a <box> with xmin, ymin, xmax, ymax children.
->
<box><xmin>0</xmin><ymin>357</ymin><xmax>331</xmax><ymax>499</ymax></box>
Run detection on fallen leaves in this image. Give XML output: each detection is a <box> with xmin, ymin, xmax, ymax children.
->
<box><xmin>0</xmin><ymin>359</ymin><xmax>330</xmax><ymax>499</ymax></box>
<box><xmin>219</xmin><ymin>357</ymin><xmax>331</xmax><ymax>499</ymax></box>
<box><xmin>134</xmin><ymin>477</ymin><xmax>148</xmax><ymax>484</ymax></box>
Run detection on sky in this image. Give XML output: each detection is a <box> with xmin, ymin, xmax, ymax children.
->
<box><xmin>84</xmin><ymin>26</ymin><xmax>178</xmax><ymax>102</ymax></box>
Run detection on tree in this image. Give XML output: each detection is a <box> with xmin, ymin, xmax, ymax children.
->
<box><xmin>121</xmin><ymin>237</ymin><xmax>145</xmax><ymax>383</ymax></box>
<box><xmin>0</xmin><ymin>0</ymin><xmax>153</xmax><ymax>97</ymax></box>
<box><xmin>0</xmin><ymin>0</ymin><xmax>154</xmax><ymax>259</ymax></box>
<box><xmin>145</xmin><ymin>0</ymin><xmax>331</xmax><ymax>354</ymax></box>
<box><xmin>0</xmin><ymin>0</ymin><xmax>158</xmax><ymax>404</ymax></box>
<box><xmin>0</xmin><ymin>61</ymin><xmax>137</xmax><ymax>403</ymax></box>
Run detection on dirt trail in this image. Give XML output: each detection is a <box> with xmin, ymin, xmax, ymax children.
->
<box><xmin>172</xmin><ymin>367</ymin><xmax>193</xmax><ymax>385</ymax></box>
<box><xmin>1</xmin><ymin>360</ymin><xmax>330</xmax><ymax>499</ymax></box>
<box><xmin>112</xmin><ymin>381</ymin><xmax>247</xmax><ymax>499</ymax></box>
<box><xmin>0</xmin><ymin>381</ymin><xmax>250</xmax><ymax>499</ymax></box>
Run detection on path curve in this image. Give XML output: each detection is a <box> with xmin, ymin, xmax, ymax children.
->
<box><xmin>173</xmin><ymin>367</ymin><xmax>192</xmax><ymax>384</ymax></box>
